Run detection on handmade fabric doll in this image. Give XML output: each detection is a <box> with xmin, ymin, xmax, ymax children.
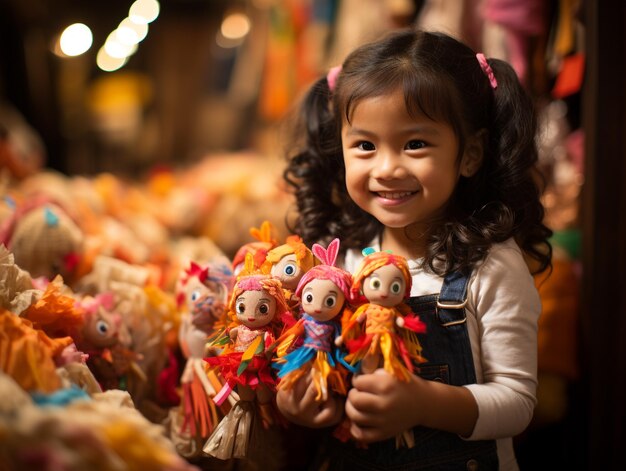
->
<box><xmin>202</xmin><ymin>256</ymin><xmax>291</xmax><ymax>460</ymax></box>
<box><xmin>273</xmin><ymin>238</ymin><xmax>355</xmax><ymax>401</ymax></box>
<box><xmin>0</xmin><ymin>202</ymin><xmax>83</xmax><ymax>284</ymax></box>
<box><xmin>262</xmin><ymin>234</ymin><xmax>315</xmax><ymax>313</ymax></box>
<box><xmin>339</xmin><ymin>249</ymin><xmax>426</xmax><ymax>378</ymax></box>
<box><xmin>171</xmin><ymin>259</ymin><xmax>235</xmax><ymax>455</ymax></box>
<box><xmin>73</xmin><ymin>293</ymin><xmax>144</xmax><ymax>392</ymax></box>
<box><xmin>339</xmin><ymin>249</ymin><xmax>427</xmax><ymax>448</ymax></box>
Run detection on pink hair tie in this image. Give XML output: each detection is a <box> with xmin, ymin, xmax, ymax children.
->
<box><xmin>326</xmin><ymin>65</ymin><xmax>342</xmax><ymax>91</ymax></box>
<box><xmin>476</xmin><ymin>53</ymin><xmax>497</xmax><ymax>89</ymax></box>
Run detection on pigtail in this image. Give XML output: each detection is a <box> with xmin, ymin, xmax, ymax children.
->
<box><xmin>486</xmin><ymin>59</ymin><xmax>553</xmax><ymax>273</ymax></box>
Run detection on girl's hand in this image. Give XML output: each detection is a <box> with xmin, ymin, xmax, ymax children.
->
<box><xmin>346</xmin><ymin>368</ymin><xmax>479</xmax><ymax>441</ymax></box>
<box><xmin>345</xmin><ymin>369</ymin><xmax>422</xmax><ymax>443</ymax></box>
<box><xmin>276</xmin><ymin>372</ymin><xmax>344</xmax><ymax>428</ymax></box>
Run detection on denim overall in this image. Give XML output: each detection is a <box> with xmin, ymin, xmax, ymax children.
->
<box><xmin>315</xmin><ymin>271</ymin><xmax>499</xmax><ymax>470</ymax></box>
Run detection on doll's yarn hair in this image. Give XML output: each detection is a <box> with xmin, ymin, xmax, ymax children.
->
<box><xmin>350</xmin><ymin>250</ymin><xmax>412</xmax><ymax>302</ymax></box>
<box><xmin>296</xmin><ymin>238</ymin><xmax>352</xmax><ymax>299</ymax></box>
<box><xmin>227</xmin><ymin>273</ymin><xmax>291</xmax><ymax>328</ymax></box>
<box><xmin>263</xmin><ymin>234</ymin><xmax>315</xmax><ymax>273</ymax></box>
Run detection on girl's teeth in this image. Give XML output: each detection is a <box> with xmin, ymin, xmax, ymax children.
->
<box><xmin>379</xmin><ymin>192</ymin><xmax>412</xmax><ymax>199</ymax></box>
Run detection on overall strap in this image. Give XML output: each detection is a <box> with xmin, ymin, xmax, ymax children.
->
<box><xmin>437</xmin><ymin>270</ymin><xmax>471</xmax><ymax>327</ymax></box>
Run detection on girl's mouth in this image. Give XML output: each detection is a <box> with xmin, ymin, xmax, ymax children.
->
<box><xmin>375</xmin><ymin>190</ymin><xmax>417</xmax><ymax>204</ymax></box>
<box><xmin>377</xmin><ymin>191</ymin><xmax>415</xmax><ymax>199</ymax></box>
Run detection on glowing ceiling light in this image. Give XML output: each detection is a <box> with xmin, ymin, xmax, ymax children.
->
<box><xmin>116</xmin><ymin>18</ymin><xmax>149</xmax><ymax>45</ymax></box>
<box><xmin>221</xmin><ymin>13</ymin><xmax>251</xmax><ymax>40</ymax></box>
<box><xmin>97</xmin><ymin>47</ymin><xmax>128</xmax><ymax>72</ymax></box>
<box><xmin>129</xmin><ymin>0</ymin><xmax>160</xmax><ymax>25</ymax></box>
<box><xmin>59</xmin><ymin>23</ymin><xmax>93</xmax><ymax>56</ymax></box>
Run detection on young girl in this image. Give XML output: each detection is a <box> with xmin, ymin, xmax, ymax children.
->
<box><xmin>278</xmin><ymin>28</ymin><xmax>552</xmax><ymax>470</ymax></box>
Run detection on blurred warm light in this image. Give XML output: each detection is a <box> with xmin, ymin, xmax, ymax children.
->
<box><xmin>104</xmin><ymin>32</ymin><xmax>138</xmax><ymax>59</ymax></box>
<box><xmin>129</xmin><ymin>0</ymin><xmax>160</xmax><ymax>25</ymax></box>
<box><xmin>221</xmin><ymin>13</ymin><xmax>251</xmax><ymax>40</ymax></box>
<box><xmin>59</xmin><ymin>23</ymin><xmax>93</xmax><ymax>56</ymax></box>
<box><xmin>97</xmin><ymin>47</ymin><xmax>128</xmax><ymax>72</ymax></box>
<box><xmin>116</xmin><ymin>18</ymin><xmax>149</xmax><ymax>45</ymax></box>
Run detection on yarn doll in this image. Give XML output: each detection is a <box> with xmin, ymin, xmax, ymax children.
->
<box><xmin>262</xmin><ymin>234</ymin><xmax>315</xmax><ymax>313</ymax></box>
<box><xmin>202</xmin><ymin>254</ymin><xmax>291</xmax><ymax>460</ymax></box>
<box><xmin>273</xmin><ymin>238</ymin><xmax>355</xmax><ymax>402</ymax></box>
<box><xmin>0</xmin><ymin>201</ymin><xmax>83</xmax><ymax>284</ymax></box>
<box><xmin>338</xmin><ymin>249</ymin><xmax>427</xmax><ymax>448</ymax></box>
<box><xmin>73</xmin><ymin>293</ymin><xmax>144</xmax><ymax>392</ymax></box>
<box><xmin>172</xmin><ymin>259</ymin><xmax>235</xmax><ymax>454</ymax></box>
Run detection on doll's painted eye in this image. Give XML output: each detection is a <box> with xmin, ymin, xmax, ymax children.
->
<box><xmin>258</xmin><ymin>302</ymin><xmax>270</xmax><ymax>315</ymax></box>
<box><xmin>236</xmin><ymin>302</ymin><xmax>246</xmax><ymax>314</ymax></box>
<box><xmin>368</xmin><ymin>278</ymin><xmax>381</xmax><ymax>290</ymax></box>
<box><xmin>283</xmin><ymin>263</ymin><xmax>297</xmax><ymax>277</ymax></box>
<box><xmin>390</xmin><ymin>281</ymin><xmax>403</xmax><ymax>295</ymax></box>
<box><xmin>324</xmin><ymin>295</ymin><xmax>337</xmax><ymax>308</ymax></box>
<box><xmin>96</xmin><ymin>320</ymin><xmax>109</xmax><ymax>336</ymax></box>
<box><xmin>304</xmin><ymin>292</ymin><xmax>314</xmax><ymax>303</ymax></box>
<box><xmin>190</xmin><ymin>290</ymin><xmax>201</xmax><ymax>302</ymax></box>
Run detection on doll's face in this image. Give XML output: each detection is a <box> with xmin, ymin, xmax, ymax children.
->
<box><xmin>234</xmin><ymin>289</ymin><xmax>276</xmax><ymax>329</ymax></box>
<box><xmin>362</xmin><ymin>264</ymin><xmax>406</xmax><ymax>307</ymax></box>
<box><xmin>83</xmin><ymin>306</ymin><xmax>120</xmax><ymax>348</ymax></box>
<box><xmin>185</xmin><ymin>278</ymin><xmax>228</xmax><ymax>319</ymax></box>
<box><xmin>300</xmin><ymin>278</ymin><xmax>345</xmax><ymax>321</ymax></box>
<box><xmin>270</xmin><ymin>254</ymin><xmax>304</xmax><ymax>291</ymax></box>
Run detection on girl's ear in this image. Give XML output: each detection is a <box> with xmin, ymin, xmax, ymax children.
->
<box><xmin>460</xmin><ymin>129</ymin><xmax>486</xmax><ymax>177</ymax></box>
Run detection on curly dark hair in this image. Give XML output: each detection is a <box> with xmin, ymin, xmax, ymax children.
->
<box><xmin>283</xmin><ymin>29</ymin><xmax>552</xmax><ymax>276</ymax></box>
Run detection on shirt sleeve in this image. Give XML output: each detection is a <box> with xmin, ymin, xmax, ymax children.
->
<box><xmin>463</xmin><ymin>239</ymin><xmax>540</xmax><ymax>440</ymax></box>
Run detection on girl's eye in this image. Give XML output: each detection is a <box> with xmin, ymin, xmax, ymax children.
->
<box><xmin>357</xmin><ymin>141</ymin><xmax>375</xmax><ymax>151</ymax></box>
<box><xmin>390</xmin><ymin>281</ymin><xmax>403</xmax><ymax>295</ymax></box>
<box><xmin>368</xmin><ymin>278</ymin><xmax>381</xmax><ymax>290</ymax></box>
<box><xmin>324</xmin><ymin>295</ymin><xmax>337</xmax><ymax>308</ymax></box>
<box><xmin>305</xmin><ymin>293</ymin><xmax>314</xmax><ymax>303</ymax></box>
<box><xmin>236</xmin><ymin>302</ymin><xmax>246</xmax><ymax>314</ymax></box>
<box><xmin>96</xmin><ymin>320</ymin><xmax>109</xmax><ymax>335</ymax></box>
<box><xmin>258</xmin><ymin>302</ymin><xmax>270</xmax><ymax>315</ymax></box>
<box><xmin>283</xmin><ymin>263</ymin><xmax>297</xmax><ymax>277</ymax></box>
<box><xmin>406</xmin><ymin>140</ymin><xmax>426</xmax><ymax>150</ymax></box>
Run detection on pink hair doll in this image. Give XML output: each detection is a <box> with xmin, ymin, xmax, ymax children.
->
<box><xmin>273</xmin><ymin>238</ymin><xmax>355</xmax><ymax>401</ymax></box>
<box><xmin>202</xmin><ymin>255</ymin><xmax>291</xmax><ymax>460</ymax></box>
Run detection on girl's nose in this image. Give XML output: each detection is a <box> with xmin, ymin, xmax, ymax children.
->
<box><xmin>371</xmin><ymin>153</ymin><xmax>408</xmax><ymax>179</ymax></box>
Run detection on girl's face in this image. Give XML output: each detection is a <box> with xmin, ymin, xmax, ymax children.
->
<box><xmin>300</xmin><ymin>278</ymin><xmax>345</xmax><ymax>321</ymax></box>
<box><xmin>234</xmin><ymin>289</ymin><xmax>276</xmax><ymax>329</ymax></box>
<box><xmin>362</xmin><ymin>264</ymin><xmax>406</xmax><ymax>307</ymax></box>
<box><xmin>270</xmin><ymin>253</ymin><xmax>304</xmax><ymax>291</ymax></box>
<box><xmin>341</xmin><ymin>87</ymin><xmax>465</xmax><ymax>243</ymax></box>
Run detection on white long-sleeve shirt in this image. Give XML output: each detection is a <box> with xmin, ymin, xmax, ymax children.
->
<box><xmin>343</xmin><ymin>238</ymin><xmax>540</xmax><ymax>470</ymax></box>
